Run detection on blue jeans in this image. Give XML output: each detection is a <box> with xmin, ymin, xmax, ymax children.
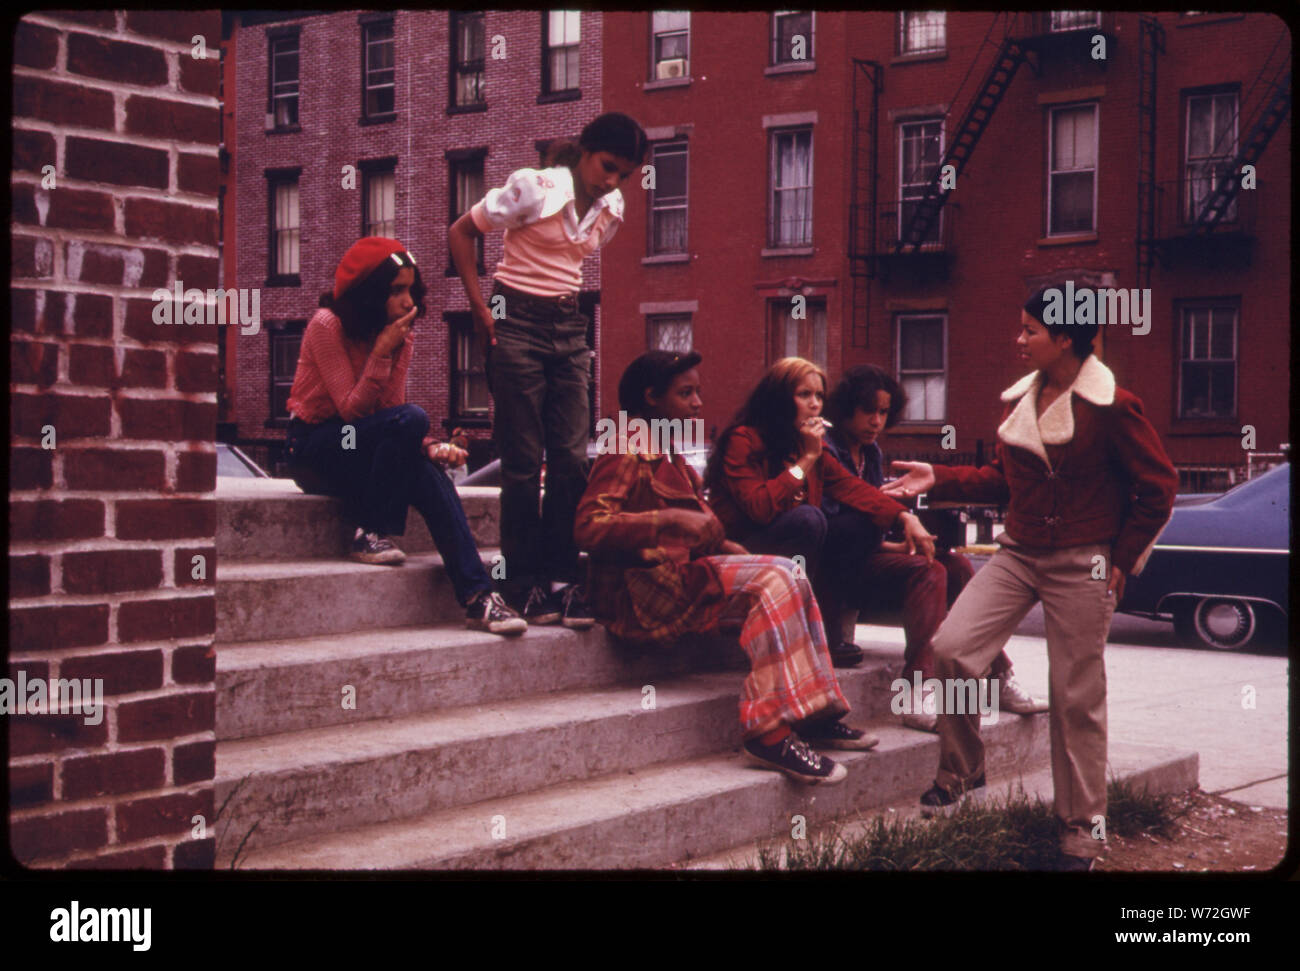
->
<box><xmin>285</xmin><ymin>404</ymin><xmax>492</xmax><ymax>606</ymax></box>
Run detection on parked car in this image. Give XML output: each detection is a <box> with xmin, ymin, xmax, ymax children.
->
<box><xmin>1118</xmin><ymin>461</ymin><xmax>1289</xmax><ymax>650</ymax></box>
<box><xmin>461</xmin><ymin>442</ymin><xmax>711</xmax><ymax>487</ymax></box>
<box><xmin>216</xmin><ymin>442</ymin><xmax>271</xmax><ymax>478</ymax></box>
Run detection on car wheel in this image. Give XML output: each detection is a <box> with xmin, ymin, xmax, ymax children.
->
<box><xmin>1175</xmin><ymin>598</ymin><xmax>1258</xmax><ymax>651</ymax></box>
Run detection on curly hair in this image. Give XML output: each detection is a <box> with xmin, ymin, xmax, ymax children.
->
<box><xmin>825</xmin><ymin>364</ymin><xmax>907</xmax><ymax>433</ymax></box>
<box><xmin>704</xmin><ymin>357</ymin><xmax>828</xmax><ymax>491</ymax></box>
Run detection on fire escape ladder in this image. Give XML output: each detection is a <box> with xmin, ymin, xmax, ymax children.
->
<box><xmin>1136</xmin><ymin>16</ymin><xmax>1164</xmax><ymax>288</ymax></box>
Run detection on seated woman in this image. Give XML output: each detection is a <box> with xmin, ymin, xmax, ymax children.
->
<box><xmin>575</xmin><ymin>351</ymin><xmax>878</xmax><ymax>786</ymax></box>
<box><xmin>284</xmin><ymin>236</ymin><xmax>525</xmax><ymax>636</ymax></box>
<box><xmin>703</xmin><ymin>357</ymin><xmax>935</xmax><ymax>671</ymax></box>
<box><xmin>820</xmin><ymin>365</ymin><xmax>1046</xmax><ymax>732</ymax></box>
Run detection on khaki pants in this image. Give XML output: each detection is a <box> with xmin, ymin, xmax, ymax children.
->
<box><xmin>931</xmin><ymin>533</ymin><xmax>1116</xmax><ymax>859</ymax></box>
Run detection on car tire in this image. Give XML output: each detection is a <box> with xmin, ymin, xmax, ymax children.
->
<box><xmin>1174</xmin><ymin>597</ymin><xmax>1258</xmax><ymax>651</ymax></box>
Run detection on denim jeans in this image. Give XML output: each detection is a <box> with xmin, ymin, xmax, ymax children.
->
<box><xmin>285</xmin><ymin>404</ymin><xmax>492</xmax><ymax>606</ymax></box>
<box><xmin>486</xmin><ymin>282</ymin><xmax>591</xmax><ymax>598</ymax></box>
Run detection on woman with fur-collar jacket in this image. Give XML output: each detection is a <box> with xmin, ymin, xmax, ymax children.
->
<box><xmin>884</xmin><ymin>287</ymin><xmax>1178</xmax><ymax>870</ymax></box>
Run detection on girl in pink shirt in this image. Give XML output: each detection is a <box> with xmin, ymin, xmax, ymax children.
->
<box><xmin>449</xmin><ymin>112</ymin><xmax>647</xmax><ymax>627</ymax></box>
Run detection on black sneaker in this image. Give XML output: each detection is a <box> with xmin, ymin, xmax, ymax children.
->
<box><xmin>919</xmin><ymin>773</ymin><xmax>986</xmax><ymax>818</ymax></box>
<box><xmin>743</xmin><ymin>733</ymin><xmax>848</xmax><ymax>785</ymax></box>
<box><xmin>798</xmin><ymin>716</ymin><xmax>879</xmax><ymax>751</ymax></box>
<box><xmin>350</xmin><ymin>528</ymin><xmax>405</xmax><ymax>565</ymax></box>
<box><xmin>559</xmin><ymin>584</ymin><xmax>595</xmax><ymax>630</ymax></box>
<box><xmin>465</xmin><ymin>591</ymin><xmax>527</xmax><ymax>636</ymax></box>
<box><xmin>520</xmin><ymin>585</ymin><xmax>562</xmax><ymax>625</ymax></box>
<box><xmin>829</xmin><ymin>641</ymin><xmax>865</xmax><ymax>668</ymax></box>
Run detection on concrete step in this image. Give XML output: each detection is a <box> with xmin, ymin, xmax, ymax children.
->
<box><xmin>216</xmin><ymin>552</ymin><xmax>489</xmax><ymax>643</ymax></box>
<box><xmin>226</xmin><ymin>713</ymin><xmax>1049</xmax><ymax>870</ymax></box>
<box><xmin>216</xmin><ymin>477</ymin><xmax>500</xmax><ymax>560</ymax></box>
<box><xmin>213</xmin><ymin>659</ymin><xmax>919</xmax><ymax>856</ymax></box>
<box><xmin>216</xmin><ymin>620</ymin><xmax>910</xmax><ymax>741</ymax></box>
<box><xmin>681</xmin><ymin>739</ymin><xmax>1200</xmax><ymax>869</ymax></box>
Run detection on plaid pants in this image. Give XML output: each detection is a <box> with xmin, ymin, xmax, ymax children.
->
<box><xmin>700</xmin><ymin>555</ymin><xmax>850</xmax><ymax>738</ymax></box>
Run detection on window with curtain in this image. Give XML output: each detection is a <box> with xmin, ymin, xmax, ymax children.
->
<box><xmin>648</xmin><ymin>314</ymin><xmax>693</xmax><ymax>353</ymax></box>
<box><xmin>1179</xmin><ymin>305</ymin><xmax>1237</xmax><ymax>419</ymax></box>
<box><xmin>649</xmin><ymin>141</ymin><xmax>687</xmax><ymax>254</ymax></box>
<box><xmin>449</xmin><ymin>155</ymin><xmax>485</xmax><ymax>271</ymax></box>
<box><xmin>1048</xmin><ymin>103</ymin><xmax>1097</xmax><ymax>234</ymax></box>
<box><xmin>771</xmin><ymin>11</ymin><xmax>813</xmax><ymax>64</ymax></box>
<box><xmin>269</xmin><ymin>35</ymin><xmax>299</xmax><ymax>127</ymax></box>
<box><xmin>769</xmin><ymin>128</ymin><xmax>812</xmax><ymax>247</ymax></box>
<box><xmin>1050</xmin><ymin>11</ymin><xmax>1101</xmax><ymax>31</ymax></box>
<box><xmin>768</xmin><ymin>298</ymin><xmax>826</xmax><ymax>369</ymax></box>
<box><xmin>363</xmin><ymin>21</ymin><xmax>395</xmax><ymax>117</ymax></box>
<box><xmin>450</xmin><ymin>314</ymin><xmax>491</xmax><ymax>420</ymax></box>
<box><xmin>897</xmin><ymin>314</ymin><xmax>946</xmax><ymax>421</ymax></box>
<box><xmin>651</xmin><ymin>11</ymin><xmax>689</xmax><ymax>77</ymax></box>
<box><xmin>270</xmin><ymin>177</ymin><xmax>300</xmax><ymax>278</ymax></box>
<box><xmin>363</xmin><ymin>168</ymin><xmax>395</xmax><ymax>238</ymax></box>
<box><xmin>1184</xmin><ymin>91</ymin><xmax>1238</xmax><ymax>222</ymax></box>
<box><xmin>451</xmin><ymin>11</ymin><xmax>486</xmax><ymax>108</ymax></box>
<box><xmin>899</xmin><ymin>119</ymin><xmax>943</xmax><ymax>243</ymax></box>
<box><xmin>899</xmin><ymin>12</ymin><xmax>945</xmax><ymax>54</ymax></box>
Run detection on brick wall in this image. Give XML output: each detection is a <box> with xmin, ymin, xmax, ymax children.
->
<box><xmin>10</xmin><ymin>9</ymin><xmax>222</xmax><ymax>869</ymax></box>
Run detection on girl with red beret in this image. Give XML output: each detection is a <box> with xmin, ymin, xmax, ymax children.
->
<box><xmin>284</xmin><ymin>237</ymin><xmax>525</xmax><ymax>635</ymax></box>
<box><xmin>449</xmin><ymin>112</ymin><xmax>647</xmax><ymax>629</ymax></box>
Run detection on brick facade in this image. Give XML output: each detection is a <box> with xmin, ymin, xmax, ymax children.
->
<box><xmin>231</xmin><ymin>10</ymin><xmax>605</xmax><ymax>460</ymax></box>
<box><xmin>9</xmin><ymin>10</ymin><xmax>221</xmax><ymax>868</ymax></box>
<box><xmin>603</xmin><ymin>11</ymin><xmax>1290</xmax><ymax>467</ymax></box>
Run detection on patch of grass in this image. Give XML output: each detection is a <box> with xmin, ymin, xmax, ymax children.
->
<box><xmin>754</xmin><ymin>777</ymin><xmax>1187</xmax><ymax>871</ymax></box>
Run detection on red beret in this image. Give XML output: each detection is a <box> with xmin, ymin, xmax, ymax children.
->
<box><xmin>333</xmin><ymin>237</ymin><xmax>414</xmax><ymax>299</ymax></box>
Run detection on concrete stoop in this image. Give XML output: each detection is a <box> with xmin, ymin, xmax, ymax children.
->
<box><xmin>683</xmin><ymin>739</ymin><xmax>1201</xmax><ymax>870</ymax></box>
<box><xmin>212</xmin><ymin>479</ymin><xmax>1139</xmax><ymax>871</ymax></box>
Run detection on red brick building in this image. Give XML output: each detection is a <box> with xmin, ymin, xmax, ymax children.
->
<box><xmin>602</xmin><ymin>11</ymin><xmax>1290</xmax><ymax>481</ymax></box>
<box><xmin>229</xmin><ymin>10</ymin><xmax>606</xmax><ymax>467</ymax></box>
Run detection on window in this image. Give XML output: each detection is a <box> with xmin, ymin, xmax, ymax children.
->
<box><xmin>649</xmin><ymin>141</ymin><xmax>687</xmax><ymax>254</ymax></box>
<box><xmin>648</xmin><ymin>314</ymin><xmax>693</xmax><ymax>352</ymax></box>
<box><xmin>269</xmin><ymin>321</ymin><xmax>306</xmax><ymax>421</ymax></box>
<box><xmin>1050</xmin><ymin>11</ymin><xmax>1101</xmax><ymax>31</ymax></box>
<box><xmin>544</xmin><ymin>11</ymin><xmax>580</xmax><ymax>94</ymax></box>
<box><xmin>1178</xmin><ymin>305</ymin><xmax>1236</xmax><ymax>419</ymax></box>
<box><xmin>1185</xmin><ymin>91</ymin><xmax>1238</xmax><ymax>222</ymax></box>
<box><xmin>768</xmin><ymin>297</ymin><xmax>826</xmax><ymax>369</ymax></box>
<box><xmin>771</xmin><ymin>11</ymin><xmax>813</xmax><ymax>64</ymax></box>
<box><xmin>363</xmin><ymin>20</ymin><xmax>395</xmax><ymax>118</ymax></box>
<box><xmin>897</xmin><ymin>314</ymin><xmax>946</xmax><ymax>421</ymax></box>
<box><xmin>651</xmin><ymin>11</ymin><xmax>689</xmax><ymax>79</ymax></box>
<box><xmin>362</xmin><ymin>166</ymin><xmax>395</xmax><ymax>238</ymax></box>
<box><xmin>268</xmin><ymin>34</ymin><xmax>299</xmax><ymax>127</ymax></box>
<box><xmin>449</xmin><ymin>153</ymin><xmax>485</xmax><ymax>271</ymax></box>
<box><xmin>1048</xmin><ymin>103</ymin><xmax>1097</xmax><ymax>235</ymax></box>
<box><xmin>899</xmin><ymin>119</ymin><xmax>943</xmax><ymax>243</ymax></box>
<box><xmin>899</xmin><ymin>12</ymin><xmax>945</xmax><ymax>54</ymax></box>
<box><xmin>449</xmin><ymin>315</ymin><xmax>490</xmax><ymax>422</ymax></box>
<box><xmin>769</xmin><ymin>128</ymin><xmax>813</xmax><ymax>247</ymax></box>
<box><xmin>451</xmin><ymin>11</ymin><xmax>485</xmax><ymax>108</ymax></box>
<box><xmin>268</xmin><ymin>175</ymin><xmax>300</xmax><ymax>281</ymax></box>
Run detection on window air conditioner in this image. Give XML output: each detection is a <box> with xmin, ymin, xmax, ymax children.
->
<box><xmin>656</xmin><ymin>58</ymin><xmax>687</xmax><ymax>80</ymax></box>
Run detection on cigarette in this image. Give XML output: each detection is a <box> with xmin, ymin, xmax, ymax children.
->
<box><xmin>818</xmin><ymin>419</ymin><xmax>832</xmax><ymax>427</ymax></box>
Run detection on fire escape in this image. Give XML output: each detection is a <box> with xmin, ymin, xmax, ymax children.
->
<box><xmin>1143</xmin><ymin>28</ymin><xmax>1291</xmax><ymax>272</ymax></box>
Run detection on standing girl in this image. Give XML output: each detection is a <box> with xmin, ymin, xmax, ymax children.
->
<box><xmin>449</xmin><ymin>112</ymin><xmax>648</xmax><ymax>627</ymax></box>
<box><xmin>285</xmin><ymin>237</ymin><xmax>525</xmax><ymax>636</ymax></box>
<box><xmin>883</xmin><ymin>288</ymin><xmax>1178</xmax><ymax>869</ymax></box>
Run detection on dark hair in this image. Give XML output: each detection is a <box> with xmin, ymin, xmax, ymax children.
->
<box><xmin>825</xmin><ymin>365</ymin><xmax>907</xmax><ymax>435</ymax></box>
<box><xmin>544</xmin><ymin>111</ymin><xmax>648</xmax><ymax>168</ymax></box>
<box><xmin>617</xmin><ymin>349</ymin><xmax>703</xmax><ymax>417</ymax></box>
<box><xmin>318</xmin><ymin>252</ymin><xmax>425</xmax><ymax>344</ymax></box>
<box><xmin>704</xmin><ymin>357</ymin><xmax>828</xmax><ymax>492</ymax></box>
<box><xmin>1023</xmin><ymin>285</ymin><xmax>1097</xmax><ymax>360</ymax></box>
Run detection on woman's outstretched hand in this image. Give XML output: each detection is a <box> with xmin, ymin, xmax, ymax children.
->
<box><xmin>882</xmin><ymin>460</ymin><xmax>935</xmax><ymax>499</ymax></box>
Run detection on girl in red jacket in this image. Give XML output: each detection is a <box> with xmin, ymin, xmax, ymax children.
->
<box><xmin>884</xmin><ymin>286</ymin><xmax>1178</xmax><ymax>870</ymax></box>
<box><xmin>704</xmin><ymin>357</ymin><xmax>936</xmax><ymax>666</ymax></box>
<box><xmin>577</xmin><ymin>351</ymin><xmax>879</xmax><ymax>786</ymax></box>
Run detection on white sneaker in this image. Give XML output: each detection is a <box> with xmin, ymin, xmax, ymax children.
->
<box><xmin>901</xmin><ymin>683</ymin><xmax>939</xmax><ymax>733</ymax></box>
<box><xmin>993</xmin><ymin>674</ymin><xmax>1048</xmax><ymax>714</ymax></box>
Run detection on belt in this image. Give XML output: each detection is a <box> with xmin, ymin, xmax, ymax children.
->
<box><xmin>493</xmin><ymin>280</ymin><xmax>580</xmax><ymax>315</ymax></box>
